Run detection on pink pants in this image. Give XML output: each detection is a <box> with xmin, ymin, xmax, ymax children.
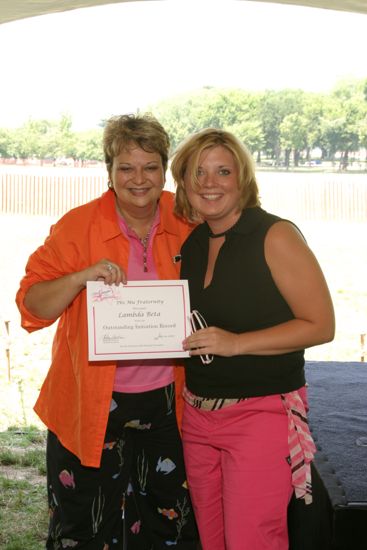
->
<box><xmin>182</xmin><ymin>394</ymin><xmax>294</xmax><ymax>550</ymax></box>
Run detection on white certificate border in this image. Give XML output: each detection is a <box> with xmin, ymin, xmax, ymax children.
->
<box><xmin>87</xmin><ymin>280</ymin><xmax>190</xmax><ymax>360</ymax></box>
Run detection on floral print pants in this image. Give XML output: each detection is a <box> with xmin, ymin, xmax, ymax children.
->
<box><xmin>46</xmin><ymin>383</ymin><xmax>198</xmax><ymax>549</ymax></box>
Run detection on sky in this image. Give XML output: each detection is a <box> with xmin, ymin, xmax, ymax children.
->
<box><xmin>1</xmin><ymin>0</ymin><xmax>367</xmax><ymax>130</ymax></box>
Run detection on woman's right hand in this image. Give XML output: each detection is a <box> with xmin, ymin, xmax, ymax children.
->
<box><xmin>81</xmin><ymin>258</ymin><xmax>127</xmax><ymax>286</ymax></box>
<box><xmin>24</xmin><ymin>259</ymin><xmax>127</xmax><ymax>320</ymax></box>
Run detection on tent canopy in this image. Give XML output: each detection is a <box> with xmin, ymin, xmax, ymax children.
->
<box><xmin>1</xmin><ymin>0</ymin><xmax>367</xmax><ymax>26</ymax></box>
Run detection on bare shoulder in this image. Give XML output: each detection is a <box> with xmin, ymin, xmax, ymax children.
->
<box><xmin>264</xmin><ymin>220</ymin><xmax>321</xmax><ymax>279</ymax></box>
<box><xmin>265</xmin><ymin>220</ymin><xmax>307</xmax><ymax>253</ymax></box>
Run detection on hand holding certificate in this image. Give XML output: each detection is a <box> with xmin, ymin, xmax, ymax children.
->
<box><xmin>87</xmin><ymin>280</ymin><xmax>191</xmax><ymax>361</ymax></box>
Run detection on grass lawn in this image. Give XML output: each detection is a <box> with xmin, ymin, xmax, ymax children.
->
<box><xmin>0</xmin><ymin>427</ymin><xmax>48</xmax><ymax>549</ymax></box>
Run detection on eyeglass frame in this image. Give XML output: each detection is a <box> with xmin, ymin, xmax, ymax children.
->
<box><xmin>189</xmin><ymin>309</ymin><xmax>214</xmax><ymax>365</ymax></box>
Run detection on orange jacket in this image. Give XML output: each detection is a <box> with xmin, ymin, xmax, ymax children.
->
<box><xmin>16</xmin><ymin>190</ymin><xmax>194</xmax><ymax>467</ymax></box>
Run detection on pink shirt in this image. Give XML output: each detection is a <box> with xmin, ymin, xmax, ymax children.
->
<box><xmin>113</xmin><ymin>208</ymin><xmax>175</xmax><ymax>393</ymax></box>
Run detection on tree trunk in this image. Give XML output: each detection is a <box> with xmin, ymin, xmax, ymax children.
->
<box><xmin>340</xmin><ymin>150</ymin><xmax>349</xmax><ymax>170</ymax></box>
<box><xmin>294</xmin><ymin>149</ymin><xmax>300</xmax><ymax>167</ymax></box>
<box><xmin>285</xmin><ymin>149</ymin><xmax>291</xmax><ymax>169</ymax></box>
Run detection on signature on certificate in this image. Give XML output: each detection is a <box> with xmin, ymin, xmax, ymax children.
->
<box><xmin>154</xmin><ymin>332</ymin><xmax>175</xmax><ymax>341</ymax></box>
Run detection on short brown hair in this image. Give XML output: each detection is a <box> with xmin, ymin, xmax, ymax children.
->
<box><xmin>171</xmin><ymin>128</ymin><xmax>260</xmax><ymax>221</ymax></box>
<box><xmin>103</xmin><ymin>113</ymin><xmax>170</xmax><ymax>179</ymax></box>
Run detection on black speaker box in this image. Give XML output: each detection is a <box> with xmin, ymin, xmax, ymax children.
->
<box><xmin>288</xmin><ymin>361</ymin><xmax>367</xmax><ymax>550</ymax></box>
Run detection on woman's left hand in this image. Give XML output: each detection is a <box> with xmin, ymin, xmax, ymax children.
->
<box><xmin>183</xmin><ymin>327</ymin><xmax>239</xmax><ymax>358</ymax></box>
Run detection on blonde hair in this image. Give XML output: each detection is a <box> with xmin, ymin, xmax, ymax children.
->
<box><xmin>103</xmin><ymin>113</ymin><xmax>170</xmax><ymax>180</ymax></box>
<box><xmin>171</xmin><ymin>128</ymin><xmax>260</xmax><ymax>221</ymax></box>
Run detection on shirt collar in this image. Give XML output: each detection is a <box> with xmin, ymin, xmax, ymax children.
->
<box><xmin>203</xmin><ymin>206</ymin><xmax>263</xmax><ymax>239</ymax></box>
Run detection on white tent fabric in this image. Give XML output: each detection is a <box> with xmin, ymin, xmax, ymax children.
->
<box><xmin>0</xmin><ymin>0</ymin><xmax>366</xmax><ymax>26</ymax></box>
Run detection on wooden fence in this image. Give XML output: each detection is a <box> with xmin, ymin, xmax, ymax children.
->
<box><xmin>0</xmin><ymin>169</ymin><xmax>107</xmax><ymax>217</ymax></box>
<box><xmin>257</xmin><ymin>171</ymin><xmax>367</xmax><ymax>222</ymax></box>
<box><xmin>0</xmin><ymin>168</ymin><xmax>366</xmax><ymax>222</ymax></box>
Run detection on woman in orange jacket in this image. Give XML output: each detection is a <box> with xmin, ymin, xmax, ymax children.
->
<box><xmin>16</xmin><ymin>114</ymin><xmax>198</xmax><ymax>550</ymax></box>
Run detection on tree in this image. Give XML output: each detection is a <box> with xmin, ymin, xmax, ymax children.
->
<box><xmin>2</xmin><ymin>79</ymin><xmax>367</xmax><ymax>165</ymax></box>
<box><xmin>75</xmin><ymin>129</ymin><xmax>103</xmax><ymax>162</ymax></box>
<box><xmin>280</xmin><ymin>113</ymin><xmax>308</xmax><ymax>168</ymax></box>
<box><xmin>358</xmin><ymin>116</ymin><xmax>367</xmax><ymax>163</ymax></box>
<box><xmin>58</xmin><ymin>113</ymin><xmax>77</xmax><ymax>159</ymax></box>
<box><xmin>0</xmin><ymin>128</ymin><xmax>14</xmax><ymax>158</ymax></box>
<box><xmin>321</xmin><ymin>79</ymin><xmax>366</xmax><ymax>168</ymax></box>
<box><xmin>259</xmin><ymin>89</ymin><xmax>306</xmax><ymax>164</ymax></box>
<box><xmin>302</xmin><ymin>93</ymin><xmax>328</xmax><ymax>160</ymax></box>
<box><xmin>151</xmin><ymin>87</ymin><xmax>263</xmax><ymax>153</ymax></box>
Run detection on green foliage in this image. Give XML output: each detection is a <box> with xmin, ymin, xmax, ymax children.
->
<box><xmin>150</xmin><ymin>80</ymin><xmax>367</xmax><ymax>167</ymax></box>
<box><xmin>0</xmin><ymin>114</ymin><xmax>103</xmax><ymax>162</ymax></box>
<box><xmin>1</xmin><ymin>77</ymin><xmax>367</xmax><ymax>166</ymax></box>
<box><xmin>358</xmin><ymin>115</ymin><xmax>367</xmax><ymax>150</ymax></box>
<box><xmin>150</xmin><ymin>87</ymin><xmax>265</xmax><ymax>152</ymax></box>
<box><xmin>0</xmin><ymin>128</ymin><xmax>14</xmax><ymax>158</ymax></box>
<box><xmin>75</xmin><ymin>128</ymin><xmax>104</xmax><ymax>161</ymax></box>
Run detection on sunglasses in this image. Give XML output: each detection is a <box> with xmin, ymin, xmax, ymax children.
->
<box><xmin>189</xmin><ymin>309</ymin><xmax>214</xmax><ymax>365</ymax></box>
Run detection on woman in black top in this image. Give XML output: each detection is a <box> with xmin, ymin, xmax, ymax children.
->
<box><xmin>171</xmin><ymin>128</ymin><xmax>335</xmax><ymax>550</ymax></box>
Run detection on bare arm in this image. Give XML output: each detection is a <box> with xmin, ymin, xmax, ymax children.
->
<box><xmin>24</xmin><ymin>259</ymin><xmax>127</xmax><ymax>320</ymax></box>
<box><xmin>183</xmin><ymin>222</ymin><xmax>335</xmax><ymax>357</ymax></box>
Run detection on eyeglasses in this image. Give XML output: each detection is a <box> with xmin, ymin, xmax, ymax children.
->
<box><xmin>189</xmin><ymin>309</ymin><xmax>214</xmax><ymax>365</ymax></box>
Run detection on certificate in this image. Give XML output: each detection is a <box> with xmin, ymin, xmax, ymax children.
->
<box><xmin>87</xmin><ymin>280</ymin><xmax>191</xmax><ymax>361</ymax></box>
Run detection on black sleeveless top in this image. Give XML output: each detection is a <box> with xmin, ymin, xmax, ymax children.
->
<box><xmin>180</xmin><ymin>206</ymin><xmax>305</xmax><ymax>398</ymax></box>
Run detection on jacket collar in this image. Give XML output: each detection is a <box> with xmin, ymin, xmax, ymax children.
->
<box><xmin>156</xmin><ymin>191</ymin><xmax>183</xmax><ymax>236</ymax></box>
<box><xmin>98</xmin><ymin>189</ymin><xmax>122</xmax><ymax>242</ymax></box>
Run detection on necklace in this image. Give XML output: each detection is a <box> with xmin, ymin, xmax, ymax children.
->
<box><xmin>115</xmin><ymin>202</ymin><xmax>157</xmax><ymax>273</ymax></box>
<box><xmin>139</xmin><ymin>230</ymin><xmax>152</xmax><ymax>273</ymax></box>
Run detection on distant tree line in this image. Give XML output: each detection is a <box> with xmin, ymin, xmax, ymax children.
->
<box><xmin>151</xmin><ymin>78</ymin><xmax>367</xmax><ymax>169</ymax></box>
<box><xmin>0</xmin><ymin>114</ymin><xmax>103</xmax><ymax>165</ymax></box>
<box><xmin>1</xmin><ymin>78</ymin><xmax>367</xmax><ymax>169</ymax></box>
